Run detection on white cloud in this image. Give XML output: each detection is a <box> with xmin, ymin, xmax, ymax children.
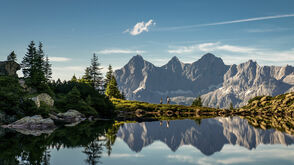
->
<box><xmin>245</xmin><ymin>27</ymin><xmax>288</xmax><ymax>33</ymax></box>
<box><xmin>124</xmin><ymin>19</ymin><xmax>156</xmax><ymax>36</ymax></box>
<box><xmin>203</xmin><ymin>14</ymin><xmax>294</xmax><ymax>26</ymax></box>
<box><xmin>49</xmin><ymin>57</ymin><xmax>71</xmax><ymax>62</ymax></box>
<box><xmin>168</xmin><ymin>42</ymin><xmax>294</xmax><ymax>65</ymax></box>
<box><xmin>168</xmin><ymin>42</ymin><xmax>256</xmax><ymax>54</ymax></box>
<box><xmin>217</xmin><ymin>45</ymin><xmax>256</xmax><ymax>53</ymax></box>
<box><xmin>168</xmin><ymin>45</ymin><xmax>197</xmax><ymax>54</ymax></box>
<box><xmin>95</xmin><ymin>49</ymin><xmax>145</xmax><ymax>54</ymax></box>
<box><xmin>157</xmin><ymin>14</ymin><xmax>294</xmax><ymax>31</ymax></box>
<box><xmin>198</xmin><ymin>42</ymin><xmax>220</xmax><ymax>52</ymax></box>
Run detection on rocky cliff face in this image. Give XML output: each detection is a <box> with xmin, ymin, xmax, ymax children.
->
<box><xmin>114</xmin><ymin>54</ymin><xmax>294</xmax><ymax>108</ymax></box>
<box><xmin>114</xmin><ymin>53</ymin><xmax>229</xmax><ymax>104</ymax></box>
<box><xmin>116</xmin><ymin>117</ymin><xmax>294</xmax><ymax>155</ymax></box>
<box><xmin>0</xmin><ymin>61</ymin><xmax>20</xmax><ymax>76</ymax></box>
<box><xmin>201</xmin><ymin>60</ymin><xmax>294</xmax><ymax>108</ymax></box>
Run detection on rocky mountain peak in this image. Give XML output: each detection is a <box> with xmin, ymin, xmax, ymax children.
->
<box><xmin>163</xmin><ymin>56</ymin><xmax>182</xmax><ymax>71</ymax></box>
<box><xmin>194</xmin><ymin>53</ymin><xmax>225</xmax><ymax>66</ymax></box>
<box><xmin>125</xmin><ymin>54</ymin><xmax>146</xmax><ymax>70</ymax></box>
<box><xmin>170</xmin><ymin>56</ymin><xmax>180</xmax><ymax>62</ymax></box>
<box><xmin>129</xmin><ymin>54</ymin><xmax>144</xmax><ymax>63</ymax></box>
<box><xmin>244</xmin><ymin>59</ymin><xmax>257</xmax><ymax>66</ymax></box>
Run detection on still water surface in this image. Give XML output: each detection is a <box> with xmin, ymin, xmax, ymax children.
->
<box><xmin>1</xmin><ymin>117</ymin><xmax>294</xmax><ymax>165</ymax></box>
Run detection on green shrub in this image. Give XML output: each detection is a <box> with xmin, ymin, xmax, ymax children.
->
<box><xmin>20</xmin><ymin>99</ymin><xmax>38</xmax><ymax>116</ymax></box>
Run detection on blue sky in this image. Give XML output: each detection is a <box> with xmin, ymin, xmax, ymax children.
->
<box><xmin>1</xmin><ymin>0</ymin><xmax>294</xmax><ymax>80</ymax></box>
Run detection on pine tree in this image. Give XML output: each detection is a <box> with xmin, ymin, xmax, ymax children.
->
<box><xmin>66</xmin><ymin>86</ymin><xmax>81</xmax><ymax>104</ymax></box>
<box><xmin>44</xmin><ymin>56</ymin><xmax>52</xmax><ymax>81</ymax></box>
<box><xmin>83</xmin><ymin>140</ymin><xmax>102</xmax><ymax>165</ymax></box>
<box><xmin>71</xmin><ymin>75</ymin><xmax>78</xmax><ymax>82</ymax></box>
<box><xmin>230</xmin><ymin>102</ymin><xmax>234</xmax><ymax>110</ymax></box>
<box><xmin>105</xmin><ymin>75</ymin><xmax>122</xmax><ymax>99</ymax></box>
<box><xmin>121</xmin><ymin>91</ymin><xmax>126</xmax><ymax>100</ymax></box>
<box><xmin>82</xmin><ymin>67</ymin><xmax>92</xmax><ymax>83</ymax></box>
<box><xmin>22</xmin><ymin>41</ymin><xmax>46</xmax><ymax>88</ymax></box>
<box><xmin>192</xmin><ymin>96</ymin><xmax>202</xmax><ymax>107</ymax></box>
<box><xmin>90</xmin><ymin>53</ymin><xmax>103</xmax><ymax>90</ymax></box>
<box><xmin>22</xmin><ymin>41</ymin><xmax>36</xmax><ymax>78</ymax></box>
<box><xmin>104</xmin><ymin>65</ymin><xmax>113</xmax><ymax>89</ymax></box>
<box><xmin>7</xmin><ymin>51</ymin><xmax>17</xmax><ymax>62</ymax></box>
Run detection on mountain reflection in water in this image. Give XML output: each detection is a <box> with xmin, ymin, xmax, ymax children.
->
<box><xmin>117</xmin><ymin>117</ymin><xmax>294</xmax><ymax>155</ymax></box>
<box><xmin>0</xmin><ymin>117</ymin><xmax>293</xmax><ymax>165</ymax></box>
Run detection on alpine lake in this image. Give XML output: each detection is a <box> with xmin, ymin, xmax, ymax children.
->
<box><xmin>1</xmin><ymin>114</ymin><xmax>294</xmax><ymax>165</ymax></box>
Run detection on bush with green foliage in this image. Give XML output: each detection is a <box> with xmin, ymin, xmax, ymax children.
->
<box><xmin>65</xmin><ymin>86</ymin><xmax>97</xmax><ymax>116</ymax></box>
<box><xmin>0</xmin><ymin>76</ymin><xmax>40</xmax><ymax>122</ymax></box>
<box><xmin>0</xmin><ymin>76</ymin><xmax>23</xmax><ymax>116</ymax></box>
<box><xmin>50</xmin><ymin>80</ymin><xmax>115</xmax><ymax>117</ymax></box>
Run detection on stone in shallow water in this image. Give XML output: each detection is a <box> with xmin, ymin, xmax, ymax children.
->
<box><xmin>2</xmin><ymin>115</ymin><xmax>56</xmax><ymax>130</ymax></box>
<box><xmin>50</xmin><ymin>110</ymin><xmax>86</xmax><ymax>124</ymax></box>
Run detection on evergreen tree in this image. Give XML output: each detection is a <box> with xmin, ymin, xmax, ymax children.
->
<box><xmin>104</xmin><ymin>64</ymin><xmax>113</xmax><ymax>89</ymax></box>
<box><xmin>44</xmin><ymin>56</ymin><xmax>52</xmax><ymax>81</ymax></box>
<box><xmin>22</xmin><ymin>41</ymin><xmax>46</xmax><ymax>88</ymax></box>
<box><xmin>83</xmin><ymin>140</ymin><xmax>102</xmax><ymax>165</ymax></box>
<box><xmin>105</xmin><ymin>75</ymin><xmax>122</xmax><ymax>99</ymax></box>
<box><xmin>66</xmin><ymin>86</ymin><xmax>81</xmax><ymax>104</ymax></box>
<box><xmin>82</xmin><ymin>67</ymin><xmax>92</xmax><ymax>83</ymax></box>
<box><xmin>7</xmin><ymin>51</ymin><xmax>17</xmax><ymax>62</ymax></box>
<box><xmin>90</xmin><ymin>53</ymin><xmax>102</xmax><ymax>90</ymax></box>
<box><xmin>65</xmin><ymin>86</ymin><xmax>97</xmax><ymax>116</ymax></box>
<box><xmin>192</xmin><ymin>97</ymin><xmax>202</xmax><ymax>107</ymax></box>
<box><xmin>230</xmin><ymin>102</ymin><xmax>234</xmax><ymax>110</ymax></box>
<box><xmin>71</xmin><ymin>75</ymin><xmax>78</xmax><ymax>82</ymax></box>
<box><xmin>121</xmin><ymin>91</ymin><xmax>126</xmax><ymax>100</ymax></box>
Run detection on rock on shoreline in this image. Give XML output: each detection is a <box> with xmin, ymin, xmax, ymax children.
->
<box><xmin>50</xmin><ymin>109</ymin><xmax>86</xmax><ymax>124</ymax></box>
<box><xmin>2</xmin><ymin>115</ymin><xmax>55</xmax><ymax>130</ymax></box>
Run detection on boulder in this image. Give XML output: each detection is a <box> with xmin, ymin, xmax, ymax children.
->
<box><xmin>31</xmin><ymin>93</ymin><xmax>54</xmax><ymax>108</ymax></box>
<box><xmin>50</xmin><ymin>110</ymin><xmax>85</xmax><ymax>124</ymax></box>
<box><xmin>2</xmin><ymin>115</ymin><xmax>55</xmax><ymax>130</ymax></box>
<box><xmin>0</xmin><ymin>61</ymin><xmax>20</xmax><ymax>76</ymax></box>
<box><xmin>12</xmin><ymin>128</ymin><xmax>55</xmax><ymax>136</ymax></box>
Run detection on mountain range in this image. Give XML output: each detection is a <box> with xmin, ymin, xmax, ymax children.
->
<box><xmin>116</xmin><ymin>117</ymin><xmax>294</xmax><ymax>156</ymax></box>
<box><xmin>114</xmin><ymin>53</ymin><xmax>294</xmax><ymax>108</ymax></box>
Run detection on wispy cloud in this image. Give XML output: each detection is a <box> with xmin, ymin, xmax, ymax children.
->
<box><xmin>95</xmin><ymin>49</ymin><xmax>145</xmax><ymax>54</ymax></box>
<box><xmin>49</xmin><ymin>57</ymin><xmax>71</xmax><ymax>62</ymax></box>
<box><xmin>217</xmin><ymin>45</ymin><xmax>256</xmax><ymax>53</ymax></box>
<box><xmin>168</xmin><ymin>42</ymin><xmax>294</xmax><ymax>65</ymax></box>
<box><xmin>124</xmin><ymin>19</ymin><xmax>156</xmax><ymax>35</ymax></box>
<box><xmin>158</xmin><ymin>14</ymin><xmax>294</xmax><ymax>31</ymax></box>
<box><xmin>245</xmin><ymin>27</ymin><xmax>288</xmax><ymax>33</ymax></box>
<box><xmin>168</xmin><ymin>42</ymin><xmax>256</xmax><ymax>54</ymax></box>
<box><xmin>52</xmin><ymin>66</ymin><xmax>85</xmax><ymax>80</ymax></box>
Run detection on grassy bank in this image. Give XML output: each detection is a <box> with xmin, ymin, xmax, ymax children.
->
<box><xmin>111</xmin><ymin>98</ymin><xmax>230</xmax><ymax>116</ymax></box>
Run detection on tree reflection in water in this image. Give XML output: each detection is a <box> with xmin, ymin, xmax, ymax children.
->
<box><xmin>0</xmin><ymin>120</ymin><xmax>117</xmax><ymax>165</ymax></box>
<box><xmin>83</xmin><ymin>138</ymin><xmax>103</xmax><ymax>165</ymax></box>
